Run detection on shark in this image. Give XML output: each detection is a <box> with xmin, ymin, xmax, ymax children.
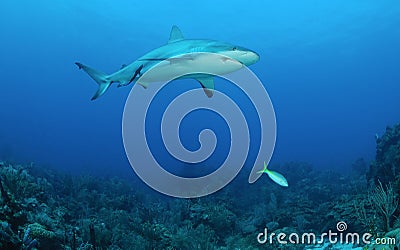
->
<box><xmin>75</xmin><ymin>25</ymin><xmax>260</xmax><ymax>100</ymax></box>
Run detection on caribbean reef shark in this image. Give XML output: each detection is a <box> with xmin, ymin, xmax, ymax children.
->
<box><xmin>75</xmin><ymin>25</ymin><xmax>259</xmax><ymax>100</ymax></box>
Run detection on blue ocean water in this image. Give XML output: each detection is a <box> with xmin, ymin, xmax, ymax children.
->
<box><xmin>0</xmin><ymin>0</ymin><xmax>399</xmax><ymax>177</ymax></box>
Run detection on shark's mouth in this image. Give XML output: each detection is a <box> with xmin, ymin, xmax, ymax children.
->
<box><xmin>221</xmin><ymin>56</ymin><xmax>243</xmax><ymax>65</ymax></box>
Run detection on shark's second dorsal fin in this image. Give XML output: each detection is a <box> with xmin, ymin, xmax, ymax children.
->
<box><xmin>168</xmin><ymin>25</ymin><xmax>184</xmax><ymax>43</ymax></box>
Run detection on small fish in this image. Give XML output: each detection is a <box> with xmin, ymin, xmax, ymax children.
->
<box><xmin>257</xmin><ymin>162</ymin><xmax>288</xmax><ymax>187</ymax></box>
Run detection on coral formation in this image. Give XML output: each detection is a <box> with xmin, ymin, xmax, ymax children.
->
<box><xmin>0</xmin><ymin>122</ymin><xmax>400</xmax><ymax>249</ymax></box>
<box><xmin>368</xmin><ymin>123</ymin><xmax>400</xmax><ymax>186</ymax></box>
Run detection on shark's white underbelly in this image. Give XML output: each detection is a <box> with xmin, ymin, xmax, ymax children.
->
<box><xmin>137</xmin><ymin>53</ymin><xmax>243</xmax><ymax>85</ymax></box>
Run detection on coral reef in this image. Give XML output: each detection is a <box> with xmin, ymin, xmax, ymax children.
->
<box><xmin>367</xmin><ymin>123</ymin><xmax>400</xmax><ymax>186</ymax></box>
<box><xmin>0</xmin><ymin>122</ymin><xmax>400</xmax><ymax>249</ymax></box>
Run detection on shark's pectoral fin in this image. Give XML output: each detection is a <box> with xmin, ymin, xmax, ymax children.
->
<box><xmin>168</xmin><ymin>25</ymin><xmax>184</xmax><ymax>43</ymax></box>
<box><xmin>137</xmin><ymin>81</ymin><xmax>149</xmax><ymax>89</ymax></box>
<box><xmin>195</xmin><ymin>77</ymin><xmax>214</xmax><ymax>98</ymax></box>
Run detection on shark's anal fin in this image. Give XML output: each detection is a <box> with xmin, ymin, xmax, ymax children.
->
<box><xmin>168</xmin><ymin>25</ymin><xmax>184</xmax><ymax>43</ymax></box>
<box><xmin>195</xmin><ymin>77</ymin><xmax>214</xmax><ymax>98</ymax></box>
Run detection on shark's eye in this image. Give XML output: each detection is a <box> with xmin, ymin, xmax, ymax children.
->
<box><xmin>232</xmin><ymin>47</ymin><xmax>237</xmax><ymax>51</ymax></box>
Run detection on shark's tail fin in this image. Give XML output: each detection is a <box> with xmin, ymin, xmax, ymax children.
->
<box><xmin>75</xmin><ymin>62</ymin><xmax>112</xmax><ymax>100</ymax></box>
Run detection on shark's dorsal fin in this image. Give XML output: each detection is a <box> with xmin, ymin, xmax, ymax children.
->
<box><xmin>168</xmin><ymin>25</ymin><xmax>184</xmax><ymax>43</ymax></box>
<box><xmin>195</xmin><ymin>77</ymin><xmax>214</xmax><ymax>98</ymax></box>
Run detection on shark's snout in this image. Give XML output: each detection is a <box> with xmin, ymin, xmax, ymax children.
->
<box><xmin>234</xmin><ymin>50</ymin><xmax>259</xmax><ymax>66</ymax></box>
<box><xmin>246</xmin><ymin>50</ymin><xmax>260</xmax><ymax>65</ymax></box>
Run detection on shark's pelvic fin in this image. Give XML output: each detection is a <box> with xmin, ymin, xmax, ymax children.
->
<box><xmin>168</xmin><ymin>25</ymin><xmax>184</xmax><ymax>43</ymax></box>
<box><xmin>117</xmin><ymin>65</ymin><xmax>144</xmax><ymax>88</ymax></box>
<box><xmin>75</xmin><ymin>62</ymin><xmax>112</xmax><ymax>100</ymax></box>
<box><xmin>129</xmin><ymin>65</ymin><xmax>144</xmax><ymax>84</ymax></box>
<box><xmin>195</xmin><ymin>77</ymin><xmax>214</xmax><ymax>98</ymax></box>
